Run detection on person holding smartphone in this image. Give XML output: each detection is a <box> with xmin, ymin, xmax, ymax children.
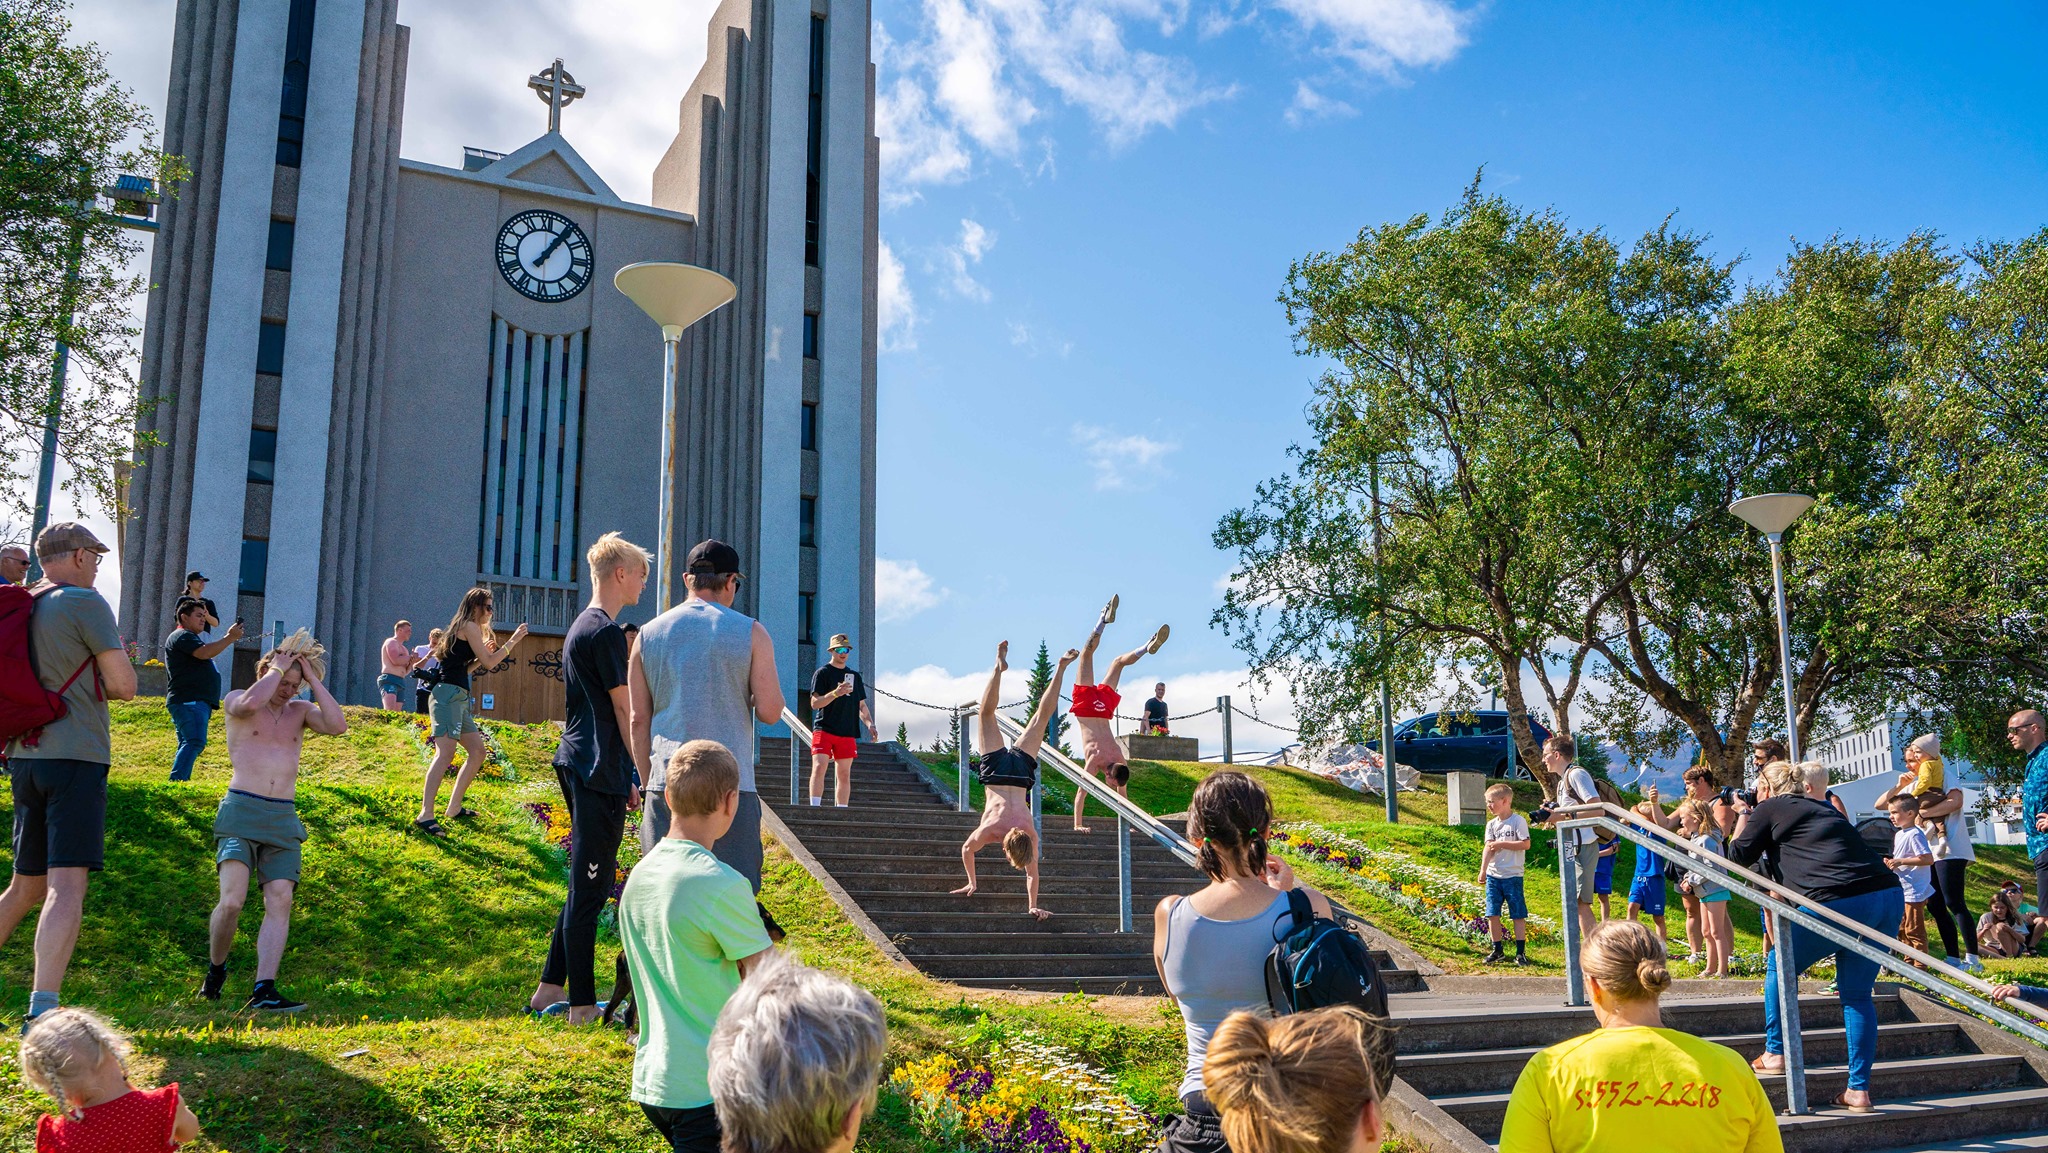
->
<box><xmin>808</xmin><ymin>634</ymin><xmax>875</xmax><ymax>807</ymax></box>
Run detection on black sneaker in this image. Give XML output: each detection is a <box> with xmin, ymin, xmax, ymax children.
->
<box><xmin>757</xmin><ymin>902</ymin><xmax>787</xmax><ymax>944</ymax></box>
<box><xmin>1483</xmin><ymin>950</ymin><xmax>1505</xmax><ymax>965</ymax></box>
<box><xmin>199</xmin><ymin>963</ymin><xmax>227</xmax><ymax>1002</ymax></box>
<box><xmin>246</xmin><ymin>984</ymin><xmax>306</xmax><ymax>1013</ymax></box>
<box><xmin>1514</xmin><ymin>953</ymin><xmax>1533</xmax><ymax>967</ymax></box>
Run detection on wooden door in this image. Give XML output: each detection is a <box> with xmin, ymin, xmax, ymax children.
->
<box><xmin>469</xmin><ymin>631</ymin><xmax>567</xmax><ymax>725</ymax></box>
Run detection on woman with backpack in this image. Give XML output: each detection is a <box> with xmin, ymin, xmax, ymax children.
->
<box><xmin>1152</xmin><ymin>771</ymin><xmax>1333</xmax><ymax>1153</ymax></box>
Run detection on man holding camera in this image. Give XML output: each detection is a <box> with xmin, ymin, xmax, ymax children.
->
<box><xmin>1536</xmin><ymin>734</ymin><xmax>1604</xmax><ymax>939</ymax></box>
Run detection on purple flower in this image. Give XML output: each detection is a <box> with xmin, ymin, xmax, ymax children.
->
<box><xmin>948</xmin><ymin>1067</ymin><xmax>994</xmax><ymax>1098</ymax></box>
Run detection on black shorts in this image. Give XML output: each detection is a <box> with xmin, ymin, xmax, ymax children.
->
<box><xmin>974</xmin><ymin>746</ymin><xmax>1037</xmax><ymax>790</ymax></box>
<box><xmin>11</xmin><ymin>758</ymin><xmax>110</xmax><ymax>874</ymax></box>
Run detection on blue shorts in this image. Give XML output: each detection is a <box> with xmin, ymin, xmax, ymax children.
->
<box><xmin>377</xmin><ymin>672</ymin><xmax>406</xmax><ymax>697</ymax></box>
<box><xmin>1629</xmin><ymin>873</ymin><xmax>1666</xmax><ymax>916</ymax></box>
<box><xmin>1486</xmin><ymin>875</ymin><xmax>1527</xmax><ymax>921</ymax></box>
<box><xmin>1594</xmin><ymin>849</ymin><xmax>1618</xmax><ymax>895</ymax></box>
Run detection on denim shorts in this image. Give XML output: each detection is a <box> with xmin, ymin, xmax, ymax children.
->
<box><xmin>1486</xmin><ymin>874</ymin><xmax>1527</xmax><ymax>920</ymax></box>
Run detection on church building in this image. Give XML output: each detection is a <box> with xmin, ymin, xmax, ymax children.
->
<box><xmin>121</xmin><ymin>0</ymin><xmax>880</xmax><ymax>721</ymax></box>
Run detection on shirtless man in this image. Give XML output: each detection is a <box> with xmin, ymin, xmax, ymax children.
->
<box><xmin>952</xmin><ymin>641</ymin><xmax>1076</xmax><ymax>920</ymax></box>
<box><xmin>378</xmin><ymin>620</ymin><xmax>414</xmax><ymax>709</ymax></box>
<box><xmin>1068</xmin><ymin>595</ymin><xmax>1168</xmax><ymax>832</ymax></box>
<box><xmin>198</xmin><ymin>630</ymin><xmax>346</xmax><ymax>1012</ymax></box>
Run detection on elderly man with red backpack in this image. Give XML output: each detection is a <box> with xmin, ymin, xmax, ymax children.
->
<box><xmin>0</xmin><ymin>523</ymin><xmax>137</xmax><ymax>1032</ymax></box>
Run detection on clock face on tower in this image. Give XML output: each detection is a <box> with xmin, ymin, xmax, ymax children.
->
<box><xmin>496</xmin><ymin>209</ymin><xmax>593</xmax><ymax>302</ymax></box>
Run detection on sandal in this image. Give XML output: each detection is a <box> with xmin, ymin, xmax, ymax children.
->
<box><xmin>1832</xmin><ymin>1092</ymin><xmax>1874</xmax><ymax>1114</ymax></box>
<box><xmin>449</xmin><ymin>807</ymin><xmax>478</xmax><ymax>820</ymax></box>
<box><xmin>1751</xmin><ymin>1054</ymin><xmax>1784</xmax><ymax>1073</ymax></box>
<box><xmin>413</xmin><ymin>818</ymin><xmax>448</xmax><ymax>838</ymax></box>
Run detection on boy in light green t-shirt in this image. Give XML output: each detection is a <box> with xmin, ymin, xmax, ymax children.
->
<box><xmin>616</xmin><ymin>739</ymin><xmax>775</xmax><ymax>1152</ymax></box>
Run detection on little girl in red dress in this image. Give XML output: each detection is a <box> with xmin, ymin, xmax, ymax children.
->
<box><xmin>22</xmin><ymin>1008</ymin><xmax>201</xmax><ymax>1151</ymax></box>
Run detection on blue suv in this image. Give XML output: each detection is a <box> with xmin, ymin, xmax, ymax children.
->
<box><xmin>1367</xmin><ymin>710</ymin><xmax>1551</xmax><ymax>778</ymax></box>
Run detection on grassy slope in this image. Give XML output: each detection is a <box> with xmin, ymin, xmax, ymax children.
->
<box><xmin>0</xmin><ymin>702</ymin><xmax>1188</xmax><ymax>1152</ymax></box>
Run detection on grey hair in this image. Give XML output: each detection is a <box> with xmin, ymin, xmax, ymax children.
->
<box><xmin>708</xmin><ymin>952</ymin><xmax>887</xmax><ymax>1153</ymax></box>
<box><xmin>20</xmin><ymin>1008</ymin><xmax>131</xmax><ymax>1113</ymax></box>
<box><xmin>1798</xmin><ymin>760</ymin><xmax>1830</xmax><ymax>793</ymax></box>
<box><xmin>1908</xmin><ymin>733</ymin><xmax>1941</xmax><ymax>758</ymax></box>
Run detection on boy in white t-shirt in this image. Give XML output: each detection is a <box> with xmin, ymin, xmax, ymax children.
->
<box><xmin>1885</xmin><ymin>794</ymin><xmax>1936</xmax><ymax>963</ymax></box>
<box><xmin>1479</xmin><ymin>783</ymin><xmax>1532</xmax><ymax>965</ymax></box>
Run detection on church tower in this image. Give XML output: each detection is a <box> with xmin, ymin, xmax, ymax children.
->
<box><xmin>124</xmin><ymin>0</ymin><xmax>878</xmax><ymax>713</ymax></box>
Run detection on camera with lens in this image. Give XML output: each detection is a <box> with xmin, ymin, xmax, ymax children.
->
<box><xmin>1531</xmin><ymin>802</ymin><xmax>1558</xmax><ymax>826</ymax></box>
<box><xmin>1719</xmin><ymin>786</ymin><xmax>1758</xmax><ymax>809</ymax></box>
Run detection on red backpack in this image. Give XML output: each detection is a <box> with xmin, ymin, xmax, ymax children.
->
<box><xmin>0</xmin><ymin>583</ymin><xmax>99</xmax><ymax>749</ymax></box>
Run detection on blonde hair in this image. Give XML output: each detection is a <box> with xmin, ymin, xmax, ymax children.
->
<box><xmin>438</xmin><ymin>588</ymin><xmax>496</xmax><ymax>660</ymax></box>
<box><xmin>20</xmin><ymin>1008</ymin><xmax>131</xmax><ymax>1116</ymax></box>
<box><xmin>256</xmin><ymin>628</ymin><xmax>326</xmax><ymax>681</ymax></box>
<box><xmin>1485</xmin><ymin>783</ymin><xmax>1513</xmax><ymax>802</ymax></box>
<box><xmin>1757</xmin><ymin>759</ymin><xmax>1799</xmax><ymax>797</ymax></box>
<box><xmin>1204</xmin><ymin>1006</ymin><xmax>1391</xmax><ymax>1153</ymax></box>
<box><xmin>666</xmin><ymin>740</ymin><xmax>741</xmax><ymax>817</ymax></box>
<box><xmin>1675</xmin><ymin>798</ymin><xmax>1711</xmax><ymax>830</ymax></box>
<box><xmin>1581</xmin><ymin>920</ymin><xmax>1672</xmax><ymax>1001</ymax></box>
<box><xmin>1798</xmin><ymin>760</ymin><xmax>1830</xmax><ymax>793</ymax></box>
<box><xmin>587</xmin><ymin>531</ymin><xmax>652</xmax><ymax>585</ymax></box>
<box><xmin>1002</xmin><ymin>827</ymin><xmax>1034</xmax><ymax>870</ymax></box>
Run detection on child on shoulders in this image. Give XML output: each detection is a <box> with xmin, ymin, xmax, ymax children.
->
<box><xmin>23</xmin><ymin>1007</ymin><xmax>201</xmax><ymax>1151</ymax></box>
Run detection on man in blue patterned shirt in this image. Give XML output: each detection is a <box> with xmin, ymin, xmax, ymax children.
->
<box><xmin>2011</xmin><ymin>709</ymin><xmax>2048</xmax><ymax>914</ymax></box>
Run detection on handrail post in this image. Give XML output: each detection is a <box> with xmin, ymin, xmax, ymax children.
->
<box><xmin>1117</xmin><ymin>814</ymin><xmax>1133</xmax><ymax>933</ymax></box>
<box><xmin>956</xmin><ymin>710</ymin><xmax>972</xmax><ymax>813</ymax></box>
<box><xmin>1220</xmin><ymin>696</ymin><xmax>1233</xmax><ymax>763</ymax></box>
<box><xmin>1773</xmin><ymin>907</ymin><xmax>1809</xmax><ymax>1114</ymax></box>
<box><xmin>790</xmin><ymin>723</ymin><xmax>801</xmax><ymax>806</ymax></box>
<box><xmin>1561</xmin><ymin>825</ymin><xmax>1585</xmax><ymax>1006</ymax></box>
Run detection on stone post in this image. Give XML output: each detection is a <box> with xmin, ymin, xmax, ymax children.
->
<box><xmin>1446</xmin><ymin>771</ymin><xmax>1488</xmax><ymax>826</ymax></box>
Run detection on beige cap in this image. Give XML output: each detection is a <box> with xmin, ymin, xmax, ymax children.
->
<box><xmin>827</xmin><ymin>633</ymin><xmax>852</xmax><ymax>649</ymax></box>
<box><xmin>36</xmin><ymin>521</ymin><xmax>109</xmax><ymax>558</ymax></box>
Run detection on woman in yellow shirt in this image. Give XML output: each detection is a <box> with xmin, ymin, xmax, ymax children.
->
<box><xmin>1499</xmin><ymin>921</ymin><xmax>1781</xmax><ymax>1153</ymax></box>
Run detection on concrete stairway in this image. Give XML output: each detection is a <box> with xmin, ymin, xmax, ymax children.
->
<box><xmin>1388</xmin><ymin>989</ymin><xmax>2048</xmax><ymax>1153</ymax></box>
<box><xmin>758</xmin><ymin>740</ymin><xmax>1424</xmax><ymax>997</ymax></box>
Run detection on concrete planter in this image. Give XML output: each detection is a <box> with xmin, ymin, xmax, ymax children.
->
<box><xmin>1125</xmin><ymin>733</ymin><xmax>1200</xmax><ymax>762</ymax></box>
<box><xmin>133</xmin><ymin>663</ymin><xmax>168</xmax><ymax>697</ymax></box>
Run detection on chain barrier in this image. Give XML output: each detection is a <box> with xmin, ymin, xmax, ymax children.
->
<box><xmin>1229</xmin><ymin>703</ymin><xmax>1299</xmax><ymax>733</ymax></box>
<box><xmin>869</xmin><ymin>683</ymin><xmax>1030</xmax><ymax>711</ymax></box>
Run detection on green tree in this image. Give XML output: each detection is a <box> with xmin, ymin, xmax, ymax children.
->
<box><xmin>1</xmin><ymin>0</ymin><xmax>181</xmax><ymax>517</ymax></box>
<box><xmin>894</xmin><ymin>721</ymin><xmax>909</xmax><ymax>746</ymax></box>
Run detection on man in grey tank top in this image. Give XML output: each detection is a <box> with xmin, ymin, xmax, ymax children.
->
<box><xmin>629</xmin><ymin>539</ymin><xmax>786</xmax><ymax>891</ymax></box>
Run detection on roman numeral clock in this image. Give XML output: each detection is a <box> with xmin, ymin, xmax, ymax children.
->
<box><xmin>496</xmin><ymin>209</ymin><xmax>592</xmax><ymax>301</ymax></box>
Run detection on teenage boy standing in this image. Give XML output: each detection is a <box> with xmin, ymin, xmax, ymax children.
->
<box><xmin>529</xmin><ymin>533</ymin><xmax>649</xmax><ymax>1024</ymax></box>
<box><xmin>808</xmin><ymin>633</ymin><xmax>876</xmax><ymax>807</ymax></box>
<box><xmin>618</xmin><ymin>740</ymin><xmax>775</xmax><ymax>1152</ymax></box>
<box><xmin>1480</xmin><ymin>784</ymin><xmax>1531</xmax><ymax>965</ymax></box>
<box><xmin>0</xmin><ymin>524</ymin><xmax>136</xmax><ymax>1029</ymax></box>
<box><xmin>201</xmin><ymin>632</ymin><xmax>347</xmax><ymax>1011</ymax></box>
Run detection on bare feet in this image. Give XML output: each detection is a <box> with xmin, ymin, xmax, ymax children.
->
<box><xmin>1073</xmin><ymin>823</ymin><xmax>1092</xmax><ymax>833</ymax></box>
<box><xmin>995</xmin><ymin>641</ymin><xmax>1009</xmax><ymax>670</ymax></box>
<box><xmin>1147</xmin><ymin>624</ymin><xmax>1170</xmax><ymax>654</ymax></box>
<box><xmin>951</xmin><ymin>883</ymin><xmax>978</xmax><ymax>896</ymax></box>
<box><xmin>1030</xmin><ymin>906</ymin><xmax>1052</xmax><ymax>921</ymax></box>
<box><xmin>565</xmin><ymin>1005</ymin><xmax>603</xmax><ymax>1026</ymax></box>
<box><xmin>1101</xmin><ymin>595</ymin><xmax>1119</xmax><ymax>625</ymax></box>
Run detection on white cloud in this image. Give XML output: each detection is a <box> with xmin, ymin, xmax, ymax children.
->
<box><xmin>930</xmin><ymin>0</ymin><xmax>1040</xmax><ymax>154</ymax></box>
<box><xmin>1008</xmin><ymin>319</ymin><xmax>1074</xmax><ymax>356</ymax></box>
<box><xmin>878</xmin><ymin>239</ymin><xmax>918</xmax><ymax>351</ymax></box>
<box><xmin>875</xmin><ymin>558</ymin><xmax>949</xmax><ymax>622</ymax></box>
<box><xmin>876</xmin><ymin>75</ymin><xmax>973</xmax><ymax>205</ymax></box>
<box><xmin>1270</xmin><ymin>0</ymin><xmax>1471</xmax><ymax>75</ymax></box>
<box><xmin>943</xmin><ymin>218</ymin><xmax>996</xmax><ymax>301</ymax></box>
<box><xmin>1071</xmin><ymin>423</ymin><xmax>1176</xmax><ymax>490</ymax></box>
<box><xmin>1285</xmin><ymin>80</ymin><xmax>1359</xmax><ymax>126</ymax></box>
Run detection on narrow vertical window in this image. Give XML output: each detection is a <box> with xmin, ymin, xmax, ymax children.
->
<box><xmin>239</xmin><ymin>539</ymin><xmax>270</xmax><ymax>595</ymax></box>
<box><xmin>246</xmin><ymin>428</ymin><xmax>278</xmax><ymax>484</ymax></box>
<box><xmin>256</xmin><ymin>321</ymin><xmax>287</xmax><ymax>375</ymax></box>
<box><xmin>276</xmin><ymin>0</ymin><xmax>319</xmax><ymax>167</ymax></box>
<box><xmin>799</xmin><ymin>496</ymin><xmax>817</xmax><ymax>548</ymax></box>
<box><xmin>265</xmin><ymin>219</ymin><xmax>296</xmax><ymax>271</ymax></box>
<box><xmin>804</xmin><ymin>16</ymin><xmax>825</xmax><ymax>267</ymax></box>
<box><xmin>802</xmin><ymin>312</ymin><xmax>819</xmax><ymax>359</ymax></box>
<box><xmin>798</xmin><ymin>593</ymin><xmax>816</xmax><ymax>644</ymax></box>
<box><xmin>800</xmin><ymin>402</ymin><xmax>818</xmax><ymax>452</ymax></box>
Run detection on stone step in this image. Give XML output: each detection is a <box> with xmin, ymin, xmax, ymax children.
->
<box><xmin>914</xmin><ymin>951</ymin><xmax>1165</xmax><ymax>979</ymax></box>
<box><xmin>1441</xmin><ymin>1054</ymin><xmax>2029</xmax><ymax>1143</ymax></box>
<box><xmin>851</xmin><ymin>892</ymin><xmax>1186</xmax><ymax>917</ymax></box>
<box><xmin>1397</xmin><ymin>1021</ymin><xmax>1967</xmax><ymax>1096</ymax></box>
<box><xmin>1392</xmin><ymin>993</ymin><xmax>1905</xmax><ymax>1055</ymax></box>
<box><xmin>768</xmin><ymin>786</ymin><xmax>946</xmax><ymax>806</ymax></box>
<box><xmin>834</xmin><ymin>873</ymin><xmax>1188</xmax><ymax>898</ymax></box>
<box><xmin>1850</xmin><ymin>1130</ymin><xmax>2048</xmax><ymax>1153</ymax></box>
<box><xmin>1771</xmin><ymin>1086</ymin><xmax>2048</xmax><ymax>1153</ymax></box>
<box><xmin>952</xmin><ymin>974</ymin><xmax>1166</xmax><ymax>996</ymax></box>
<box><xmin>791</xmin><ymin>846</ymin><xmax>1194</xmax><ymax>879</ymax></box>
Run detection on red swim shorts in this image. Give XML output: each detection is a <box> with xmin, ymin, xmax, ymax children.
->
<box><xmin>1070</xmin><ymin>684</ymin><xmax>1120</xmax><ymax>719</ymax></box>
<box><xmin>811</xmin><ymin>731</ymin><xmax>858</xmax><ymax>760</ymax></box>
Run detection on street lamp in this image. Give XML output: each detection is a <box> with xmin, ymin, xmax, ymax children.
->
<box><xmin>1729</xmin><ymin>492</ymin><xmax>1816</xmax><ymax>762</ymax></box>
<box><xmin>1372</xmin><ymin>458</ymin><xmax>1397</xmax><ymax>824</ymax></box>
<box><xmin>613</xmin><ymin>261</ymin><xmax>737</xmax><ymax>610</ymax></box>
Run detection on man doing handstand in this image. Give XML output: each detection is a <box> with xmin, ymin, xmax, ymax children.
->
<box><xmin>199</xmin><ymin>630</ymin><xmax>346</xmax><ymax>1012</ymax></box>
<box><xmin>952</xmin><ymin>641</ymin><xmax>1076</xmax><ymax>921</ymax></box>
<box><xmin>1068</xmin><ymin>595</ymin><xmax>1168</xmax><ymax>832</ymax></box>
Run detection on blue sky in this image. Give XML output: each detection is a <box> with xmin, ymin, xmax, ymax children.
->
<box><xmin>58</xmin><ymin>0</ymin><xmax>2048</xmax><ymax>750</ymax></box>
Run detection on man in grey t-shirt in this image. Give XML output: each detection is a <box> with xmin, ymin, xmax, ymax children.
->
<box><xmin>629</xmin><ymin>539</ymin><xmax>785</xmax><ymax>891</ymax></box>
<box><xmin>0</xmin><ymin>523</ymin><xmax>138</xmax><ymax>1028</ymax></box>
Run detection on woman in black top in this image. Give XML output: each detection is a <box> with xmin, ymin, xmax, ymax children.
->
<box><xmin>414</xmin><ymin>587</ymin><xmax>526</xmax><ymax>836</ymax></box>
<box><xmin>1727</xmin><ymin>760</ymin><xmax>1902</xmax><ymax>1112</ymax></box>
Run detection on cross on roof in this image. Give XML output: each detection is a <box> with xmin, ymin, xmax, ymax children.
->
<box><xmin>528</xmin><ymin>58</ymin><xmax>585</xmax><ymax>134</ymax></box>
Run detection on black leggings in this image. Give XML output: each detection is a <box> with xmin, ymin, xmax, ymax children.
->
<box><xmin>1922</xmin><ymin>859</ymin><xmax>1975</xmax><ymax>959</ymax></box>
<box><xmin>538</xmin><ymin>765</ymin><xmax>628</xmax><ymax>1005</ymax></box>
<box><xmin>642</xmin><ymin>1102</ymin><xmax>720</xmax><ymax>1153</ymax></box>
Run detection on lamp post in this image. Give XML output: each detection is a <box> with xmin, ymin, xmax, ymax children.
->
<box><xmin>1373</xmin><ymin>457</ymin><xmax>1397</xmax><ymax>824</ymax></box>
<box><xmin>613</xmin><ymin>262</ymin><xmax>737</xmax><ymax>610</ymax></box>
<box><xmin>1729</xmin><ymin>493</ymin><xmax>1816</xmax><ymax>763</ymax></box>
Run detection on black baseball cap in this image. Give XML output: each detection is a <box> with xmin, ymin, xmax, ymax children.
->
<box><xmin>685</xmin><ymin>539</ymin><xmax>741</xmax><ymax>576</ymax></box>
<box><xmin>185</xmin><ymin>570</ymin><xmax>207</xmax><ymax>583</ymax></box>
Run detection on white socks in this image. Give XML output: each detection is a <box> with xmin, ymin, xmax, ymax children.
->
<box><xmin>808</xmin><ymin>797</ymin><xmax>822</xmax><ymax>806</ymax></box>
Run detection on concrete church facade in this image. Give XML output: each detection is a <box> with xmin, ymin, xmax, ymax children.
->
<box><xmin>123</xmin><ymin>0</ymin><xmax>879</xmax><ymax>720</ymax></box>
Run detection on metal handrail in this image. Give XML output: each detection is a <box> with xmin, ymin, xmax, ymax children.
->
<box><xmin>991</xmin><ymin>712</ymin><xmax>1199</xmax><ymax>866</ymax></box>
<box><xmin>779</xmin><ymin>708</ymin><xmax>813</xmax><ymax>805</ymax></box>
<box><xmin>1553</xmin><ymin>802</ymin><xmax>2048</xmax><ymax>1115</ymax></box>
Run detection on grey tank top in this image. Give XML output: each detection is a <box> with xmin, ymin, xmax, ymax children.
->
<box><xmin>1160</xmin><ymin>889</ymin><xmax>1296</xmax><ymax>1099</ymax></box>
<box><xmin>638</xmin><ymin>598</ymin><xmax>760</xmax><ymax>791</ymax></box>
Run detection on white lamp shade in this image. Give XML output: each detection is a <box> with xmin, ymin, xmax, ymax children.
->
<box><xmin>1729</xmin><ymin>493</ymin><xmax>1816</xmax><ymax>536</ymax></box>
<box><xmin>614</xmin><ymin>261</ymin><xmax>737</xmax><ymax>336</ymax></box>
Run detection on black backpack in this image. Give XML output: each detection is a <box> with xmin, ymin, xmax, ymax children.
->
<box><xmin>1265</xmin><ymin>889</ymin><xmax>1390</xmax><ymax>1019</ymax></box>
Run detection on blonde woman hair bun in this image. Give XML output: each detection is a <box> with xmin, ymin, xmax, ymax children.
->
<box><xmin>1581</xmin><ymin>920</ymin><xmax>1672</xmax><ymax>1001</ymax></box>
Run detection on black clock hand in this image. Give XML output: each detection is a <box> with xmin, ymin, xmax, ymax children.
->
<box><xmin>533</xmin><ymin>226</ymin><xmax>573</xmax><ymax>269</ymax></box>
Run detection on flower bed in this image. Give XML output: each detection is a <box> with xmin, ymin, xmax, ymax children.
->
<box><xmin>403</xmin><ymin>714</ymin><xmax>517</xmax><ymax>780</ymax></box>
<box><xmin>1272</xmin><ymin>822</ymin><xmax>1558</xmax><ymax>942</ymax></box>
<box><xmin>889</xmin><ymin>1036</ymin><xmax>1158</xmax><ymax>1153</ymax></box>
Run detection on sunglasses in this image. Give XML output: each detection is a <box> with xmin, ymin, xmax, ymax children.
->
<box><xmin>2010</xmin><ymin>722</ymin><xmax>2041</xmax><ymax>733</ymax></box>
<box><xmin>830</xmin><ymin>646</ymin><xmax>851</xmax><ymax>655</ymax></box>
